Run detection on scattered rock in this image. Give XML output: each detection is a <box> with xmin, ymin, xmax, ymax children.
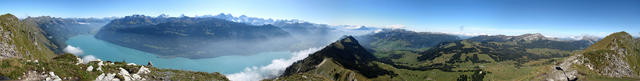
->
<box><xmin>126</xmin><ymin>63</ymin><xmax>136</xmax><ymax>66</ymax></box>
<box><xmin>118</xmin><ymin>68</ymin><xmax>132</xmax><ymax>81</ymax></box>
<box><xmin>136</xmin><ymin>66</ymin><xmax>151</xmax><ymax>74</ymax></box>
<box><xmin>87</xmin><ymin>65</ymin><xmax>94</xmax><ymax>72</ymax></box>
<box><xmin>95</xmin><ymin>73</ymin><xmax>119</xmax><ymax>81</ymax></box>
<box><xmin>0</xmin><ymin>24</ymin><xmax>19</xmax><ymax>60</ymax></box>
<box><xmin>147</xmin><ymin>61</ymin><xmax>153</xmax><ymax>67</ymax></box>
<box><xmin>45</xmin><ymin>72</ymin><xmax>62</xmax><ymax>81</ymax></box>
<box><xmin>76</xmin><ymin>58</ymin><xmax>82</xmax><ymax>65</ymax></box>
<box><xmin>543</xmin><ymin>53</ymin><xmax>581</xmax><ymax>81</ymax></box>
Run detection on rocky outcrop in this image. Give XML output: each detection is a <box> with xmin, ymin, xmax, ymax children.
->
<box><xmin>0</xmin><ymin>14</ymin><xmax>58</xmax><ymax>60</ymax></box>
<box><xmin>18</xmin><ymin>71</ymin><xmax>62</xmax><ymax>81</ymax></box>
<box><xmin>0</xmin><ymin>14</ymin><xmax>20</xmax><ymax>59</ymax></box>
<box><xmin>542</xmin><ymin>53</ymin><xmax>583</xmax><ymax>81</ymax></box>
<box><xmin>582</xmin><ymin>32</ymin><xmax>640</xmax><ymax>78</ymax></box>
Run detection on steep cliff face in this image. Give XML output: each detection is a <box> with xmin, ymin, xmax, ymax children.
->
<box><xmin>23</xmin><ymin>16</ymin><xmax>111</xmax><ymax>53</ymax></box>
<box><xmin>279</xmin><ymin>36</ymin><xmax>395</xmax><ymax>80</ymax></box>
<box><xmin>0</xmin><ymin>14</ymin><xmax>56</xmax><ymax>60</ymax></box>
<box><xmin>582</xmin><ymin>32</ymin><xmax>640</xmax><ymax>78</ymax></box>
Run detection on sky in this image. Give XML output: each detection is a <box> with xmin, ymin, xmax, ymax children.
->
<box><xmin>1</xmin><ymin>0</ymin><xmax>639</xmax><ymax>37</ymax></box>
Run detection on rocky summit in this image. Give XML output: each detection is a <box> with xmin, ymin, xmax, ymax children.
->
<box><xmin>278</xmin><ymin>36</ymin><xmax>396</xmax><ymax>81</ymax></box>
<box><xmin>582</xmin><ymin>32</ymin><xmax>640</xmax><ymax>78</ymax></box>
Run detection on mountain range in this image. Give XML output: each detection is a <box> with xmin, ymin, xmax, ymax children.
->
<box><xmin>22</xmin><ymin>16</ymin><xmax>112</xmax><ymax>53</ymax></box>
<box><xmin>95</xmin><ymin>15</ymin><xmax>295</xmax><ymax>58</ymax></box>
<box><xmin>357</xmin><ymin>29</ymin><xmax>461</xmax><ymax>52</ymax></box>
<box><xmin>2</xmin><ymin>12</ymin><xmax>640</xmax><ymax>81</ymax></box>
<box><xmin>95</xmin><ymin>14</ymin><xmax>379</xmax><ymax>59</ymax></box>
<box><xmin>268</xmin><ymin>30</ymin><xmax>640</xmax><ymax>81</ymax></box>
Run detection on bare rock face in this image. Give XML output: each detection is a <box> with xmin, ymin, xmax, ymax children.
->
<box><xmin>582</xmin><ymin>32</ymin><xmax>640</xmax><ymax>78</ymax></box>
<box><xmin>543</xmin><ymin>53</ymin><xmax>584</xmax><ymax>81</ymax></box>
<box><xmin>0</xmin><ymin>15</ymin><xmax>19</xmax><ymax>59</ymax></box>
<box><xmin>597</xmin><ymin>38</ymin><xmax>633</xmax><ymax>77</ymax></box>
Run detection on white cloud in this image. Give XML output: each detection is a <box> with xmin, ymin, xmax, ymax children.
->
<box><xmin>76</xmin><ymin>22</ymin><xmax>90</xmax><ymax>24</ymax></box>
<box><xmin>227</xmin><ymin>47</ymin><xmax>321</xmax><ymax>81</ymax></box>
<box><xmin>81</xmin><ymin>55</ymin><xmax>100</xmax><ymax>64</ymax></box>
<box><xmin>343</xmin><ymin>25</ymin><xmax>364</xmax><ymax>30</ymax></box>
<box><xmin>374</xmin><ymin>29</ymin><xmax>384</xmax><ymax>33</ymax></box>
<box><xmin>63</xmin><ymin>45</ymin><xmax>84</xmax><ymax>55</ymax></box>
<box><xmin>384</xmin><ymin>24</ymin><xmax>406</xmax><ymax>29</ymax></box>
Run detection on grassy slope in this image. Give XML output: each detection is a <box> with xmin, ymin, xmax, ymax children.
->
<box><xmin>357</xmin><ymin>33</ymin><xmax>595</xmax><ymax>80</ymax></box>
<box><xmin>0</xmin><ymin>14</ymin><xmax>228</xmax><ymax>81</ymax></box>
<box><xmin>1</xmin><ymin>13</ymin><xmax>58</xmax><ymax>79</ymax></box>
<box><xmin>277</xmin><ymin>34</ymin><xmax>595</xmax><ymax>81</ymax></box>
<box><xmin>0</xmin><ymin>14</ymin><xmax>56</xmax><ymax>61</ymax></box>
<box><xmin>582</xmin><ymin>32</ymin><xmax>640</xmax><ymax>78</ymax></box>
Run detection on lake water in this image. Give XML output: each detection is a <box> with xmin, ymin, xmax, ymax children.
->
<box><xmin>65</xmin><ymin>35</ymin><xmax>293</xmax><ymax>74</ymax></box>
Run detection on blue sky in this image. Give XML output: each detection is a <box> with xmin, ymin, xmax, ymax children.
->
<box><xmin>1</xmin><ymin>0</ymin><xmax>639</xmax><ymax>37</ymax></box>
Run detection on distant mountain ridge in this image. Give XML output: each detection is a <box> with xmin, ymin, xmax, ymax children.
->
<box><xmin>357</xmin><ymin>29</ymin><xmax>461</xmax><ymax>52</ymax></box>
<box><xmin>417</xmin><ymin>33</ymin><xmax>595</xmax><ymax>64</ymax></box>
<box><xmin>95</xmin><ymin>15</ymin><xmax>294</xmax><ymax>58</ymax></box>
<box><xmin>208</xmin><ymin>13</ymin><xmax>379</xmax><ymax>47</ymax></box>
<box><xmin>468</xmin><ymin>33</ymin><xmax>597</xmax><ymax>50</ymax></box>
<box><xmin>23</xmin><ymin>16</ymin><xmax>112</xmax><ymax>53</ymax></box>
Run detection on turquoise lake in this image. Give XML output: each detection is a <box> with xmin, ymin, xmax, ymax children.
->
<box><xmin>65</xmin><ymin>35</ymin><xmax>292</xmax><ymax>74</ymax></box>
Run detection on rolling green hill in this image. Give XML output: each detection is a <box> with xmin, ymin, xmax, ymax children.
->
<box><xmin>272</xmin><ymin>36</ymin><xmax>489</xmax><ymax>81</ymax></box>
<box><xmin>273</xmin><ymin>32</ymin><xmax>604</xmax><ymax>81</ymax></box>
<box><xmin>357</xmin><ymin>29</ymin><xmax>460</xmax><ymax>52</ymax></box>
<box><xmin>417</xmin><ymin>33</ymin><xmax>592</xmax><ymax>64</ymax></box>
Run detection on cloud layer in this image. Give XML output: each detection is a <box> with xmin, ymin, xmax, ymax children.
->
<box><xmin>227</xmin><ymin>47</ymin><xmax>321</xmax><ymax>81</ymax></box>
